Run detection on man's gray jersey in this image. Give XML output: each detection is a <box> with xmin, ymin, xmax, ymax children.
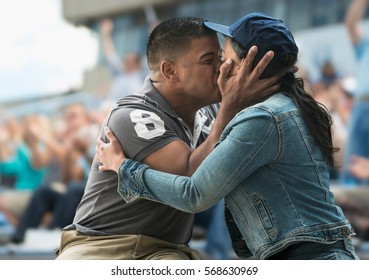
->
<box><xmin>66</xmin><ymin>78</ymin><xmax>217</xmax><ymax>244</ymax></box>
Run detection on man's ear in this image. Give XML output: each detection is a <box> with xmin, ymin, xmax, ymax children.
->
<box><xmin>160</xmin><ymin>60</ymin><xmax>179</xmax><ymax>83</ymax></box>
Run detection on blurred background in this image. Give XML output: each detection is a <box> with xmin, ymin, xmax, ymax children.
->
<box><xmin>1</xmin><ymin>0</ymin><xmax>369</xmax><ymax>260</ymax></box>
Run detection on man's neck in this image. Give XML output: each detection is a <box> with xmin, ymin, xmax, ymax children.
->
<box><xmin>154</xmin><ymin>81</ymin><xmax>198</xmax><ymax>131</ymax></box>
<box><xmin>164</xmin><ymin>93</ymin><xmax>198</xmax><ymax>132</ymax></box>
<box><xmin>172</xmin><ymin>104</ymin><xmax>196</xmax><ymax>132</ymax></box>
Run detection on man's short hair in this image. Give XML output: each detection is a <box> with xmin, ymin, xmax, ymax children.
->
<box><xmin>146</xmin><ymin>16</ymin><xmax>216</xmax><ymax>70</ymax></box>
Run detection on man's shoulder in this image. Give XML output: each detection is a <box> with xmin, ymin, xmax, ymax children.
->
<box><xmin>106</xmin><ymin>93</ymin><xmax>181</xmax><ymax>140</ymax></box>
<box><xmin>109</xmin><ymin>94</ymin><xmax>169</xmax><ymax>124</ymax></box>
<box><xmin>104</xmin><ymin>94</ymin><xmax>184</xmax><ymax>161</ymax></box>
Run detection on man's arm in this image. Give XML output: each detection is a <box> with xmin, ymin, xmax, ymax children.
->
<box><xmin>345</xmin><ymin>0</ymin><xmax>368</xmax><ymax>45</ymax></box>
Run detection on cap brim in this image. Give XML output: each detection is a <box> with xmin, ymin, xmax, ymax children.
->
<box><xmin>204</xmin><ymin>21</ymin><xmax>232</xmax><ymax>37</ymax></box>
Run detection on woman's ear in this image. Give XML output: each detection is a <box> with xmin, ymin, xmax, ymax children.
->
<box><xmin>160</xmin><ymin>60</ymin><xmax>179</xmax><ymax>83</ymax></box>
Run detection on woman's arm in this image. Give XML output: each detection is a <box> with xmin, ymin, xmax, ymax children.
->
<box><xmin>117</xmin><ymin>109</ymin><xmax>279</xmax><ymax>212</ymax></box>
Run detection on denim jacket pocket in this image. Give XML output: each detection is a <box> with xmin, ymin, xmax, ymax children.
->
<box><xmin>253</xmin><ymin>195</ymin><xmax>277</xmax><ymax>238</ymax></box>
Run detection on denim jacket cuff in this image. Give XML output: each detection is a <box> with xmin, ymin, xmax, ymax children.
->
<box><xmin>117</xmin><ymin>159</ymin><xmax>151</xmax><ymax>203</ymax></box>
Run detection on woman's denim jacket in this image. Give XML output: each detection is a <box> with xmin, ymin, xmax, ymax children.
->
<box><xmin>117</xmin><ymin>93</ymin><xmax>355</xmax><ymax>260</ymax></box>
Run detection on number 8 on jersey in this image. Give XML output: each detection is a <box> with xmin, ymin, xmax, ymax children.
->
<box><xmin>129</xmin><ymin>109</ymin><xmax>166</xmax><ymax>140</ymax></box>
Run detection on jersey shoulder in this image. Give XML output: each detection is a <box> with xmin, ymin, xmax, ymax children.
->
<box><xmin>104</xmin><ymin>96</ymin><xmax>182</xmax><ymax>161</ymax></box>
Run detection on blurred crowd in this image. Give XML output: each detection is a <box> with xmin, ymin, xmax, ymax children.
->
<box><xmin>1</xmin><ymin>0</ymin><xmax>369</xmax><ymax>259</ymax></box>
<box><xmin>294</xmin><ymin>54</ymin><xmax>369</xmax><ymax>243</ymax></box>
<box><xmin>0</xmin><ymin>102</ymin><xmax>103</xmax><ymax>243</ymax></box>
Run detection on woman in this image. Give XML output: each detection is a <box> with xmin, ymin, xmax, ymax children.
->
<box><xmin>96</xmin><ymin>13</ymin><xmax>358</xmax><ymax>260</ymax></box>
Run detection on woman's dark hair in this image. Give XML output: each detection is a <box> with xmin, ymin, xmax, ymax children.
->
<box><xmin>231</xmin><ymin>39</ymin><xmax>339</xmax><ymax>167</ymax></box>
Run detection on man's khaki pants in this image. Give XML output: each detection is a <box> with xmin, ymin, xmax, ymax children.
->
<box><xmin>56</xmin><ymin>230</ymin><xmax>202</xmax><ymax>260</ymax></box>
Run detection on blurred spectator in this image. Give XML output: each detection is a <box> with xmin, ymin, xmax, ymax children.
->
<box><xmin>313</xmin><ymin>58</ymin><xmax>340</xmax><ymax>99</ymax></box>
<box><xmin>99</xmin><ymin>4</ymin><xmax>160</xmax><ymax>102</ymax></box>
<box><xmin>311</xmin><ymin>81</ymin><xmax>330</xmax><ymax>108</ymax></box>
<box><xmin>295</xmin><ymin>64</ymin><xmax>314</xmax><ymax>96</ymax></box>
<box><xmin>0</xmin><ymin>123</ymin><xmax>16</xmax><ymax>189</ymax></box>
<box><xmin>89</xmin><ymin>100</ymin><xmax>115</xmax><ymax>127</ymax></box>
<box><xmin>349</xmin><ymin>155</ymin><xmax>369</xmax><ymax>180</ymax></box>
<box><xmin>327</xmin><ymin>76</ymin><xmax>355</xmax><ymax>177</ymax></box>
<box><xmin>143</xmin><ymin>4</ymin><xmax>161</xmax><ymax>33</ymax></box>
<box><xmin>320</xmin><ymin>60</ymin><xmax>341</xmax><ymax>88</ymax></box>
<box><xmin>100</xmin><ymin>19</ymin><xmax>147</xmax><ymax>102</ymax></box>
<box><xmin>9</xmin><ymin>103</ymin><xmax>99</xmax><ymax>244</ymax></box>
<box><xmin>341</xmin><ymin>0</ymin><xmax>369</xmax><ymax>186</ymax></box>
<box><xmin>311</xmin><ymin>60</ymin><xmax>341</xmax><ymax>109</ymax></box>
<box><xmin>330</xmin><ymin>76</ymin><xmax>356</xmax><ymax>127</ymax></box>
<box><xmin>310</xmin><ymin>65</ymin><xmax>353</xmax><ymax>180</ymax></box>
<box><xmin>0</xmin><ymin>117</ymin><xmax>46</xmax><ymax>226</ymax></box>
<box><xmin>330</xmin><ymin>0</ymin><xmax>369</xmax><ymax>242</ymax></box>
<box><xmin>23</xmin><ymin>114</ymin><xmax>63</xmax><ymax>185</ymax></box>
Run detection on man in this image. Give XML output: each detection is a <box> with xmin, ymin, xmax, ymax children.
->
<box><xmin>56</xmin><ymin>16</ymin><xmax>279</xmax><ymax>260</ymax></box>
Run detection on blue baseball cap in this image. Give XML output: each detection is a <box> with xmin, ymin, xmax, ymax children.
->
<box><xmin>204</xmin><ymin>12</ymin><xmax>298</xmax><ymax>62</ymax></box>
